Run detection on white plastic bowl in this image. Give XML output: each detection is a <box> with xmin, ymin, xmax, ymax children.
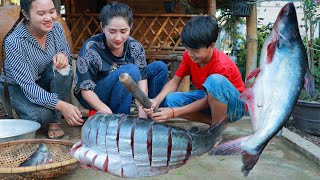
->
<box><xmin>0</xmin><ymin>119</ymin><xmax>41</xmax><ymax>143</ymax></box>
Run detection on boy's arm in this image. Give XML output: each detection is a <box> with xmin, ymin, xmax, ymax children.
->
<box><xmin>149</xmin><ymin>95</ymin><xmax>210</xmax><ymax>123</ymax></box>
<box><xmin>152</xmin><ymin>75</ymin><xmax>183</xmax><ymax>108</ymax></box>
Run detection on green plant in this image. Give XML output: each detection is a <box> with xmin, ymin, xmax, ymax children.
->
<box><xmin>299</xmin><ymin>89</ymin><xmax>320</xmax><ymax>102</ymax></box>
<box><xmin>216</xmin><ymin>9</ymin><xmax>247</xmax><ymax>79</ymax></box>
<box><xmin>298</xmin><ymin>0</ymin><xmax>320</xmax><ymax>101</ymax></box>
<box><xmin>231</xmin><ymin>20</ymin><xmax>273</xmax><ymax>80</ymax></box>
<box><xmin>217</xmin><ymin>8</ymin><xmax>245</xmax><ymax>49</ymax></box>
<box><xmin>311</xmin><ymin>38</ymin><xmax>320</xmax><ymax>87</ymax></box>
<box><xmin>256</xmin><ymin>22</ymin><xmax>273</xmax><ymax>64</ymax></box>
<box><xmin>234</xmin><ymin>35</ymin><xmax>247</xmax><ymax>81</ymax></box>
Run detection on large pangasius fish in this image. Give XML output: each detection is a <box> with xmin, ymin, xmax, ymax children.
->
<box><xmin>209</xmin><ymin>2</ymin><xmax>314</xmax><ymax>176</ymax></box>
<box><xmin>71</xmin><ymin>112</ymin><xmax>226</xmax><ymax>177</ymax></box>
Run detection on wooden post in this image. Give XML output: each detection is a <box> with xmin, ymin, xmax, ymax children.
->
<box><xmin>245</xmin><ymin>3</ymin><xmax>257</xmax><ymax>85</ymax></box>
<box><xmin>53</xmin><ymin>0</ymin><xmax>61</xmax><ymax>14</ymax></box>
<box><xmin>3</xmin><ymin>0</ymin><xmax>10</xmax><ymax>6</ymax></box>
<box><xmin>71</xmin><ymin>0</ymin><xmax>76</xmax><ymax>14</ymax></box>
<box><xmin>208</xmin><ymin>0</ymin><xmax>216</xmax><ymax>16</ymax></box>
<box><xmin>63</xmin><ymin>0</ymin><xmax>70</xmax><ymax>14</ymax></box>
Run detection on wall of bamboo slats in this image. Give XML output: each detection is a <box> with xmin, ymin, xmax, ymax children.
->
<box><xmin>67</xmin><ymin>0</ymin><xmax>191</xmax><ymax>14</ymax></box>
<box><xmin>62</xmin><ymin>14</ymin><xmax>195</xmax><ymax>54</ymax></box>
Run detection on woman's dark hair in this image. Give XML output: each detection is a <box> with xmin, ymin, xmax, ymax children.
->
<box><xmin>1</xmin><ymin>0</ymin><xmax>36</xmax><ymax>67</ymax></box>
<box><xmin>181</xmin><ymin>15</ymin><xmax>219</xmax><ymax>49</ymax></box>
<box><xmin>100</xmin><ymin>2</ymin><xmax>133</xmax><ymax>27</ymax></box>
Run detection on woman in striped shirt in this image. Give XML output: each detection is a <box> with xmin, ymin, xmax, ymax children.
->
<box><xmin>0</xmin><ymin>0</ymin><xmax>84</xmax><ymax>139</ymax></box>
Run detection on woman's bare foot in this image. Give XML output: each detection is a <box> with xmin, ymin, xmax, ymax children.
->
<box><xmin>47</xmin><ymin>123</ymin><xmax>64</xmax><ymax>139</ymax></box>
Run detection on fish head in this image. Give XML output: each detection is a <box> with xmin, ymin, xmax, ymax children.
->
<box><xmin>39</xmin><ymin>143</ymin><xmax>49</xmax><ymax>153</ymax></box>
<box><xmin>260</xmin><ymin>2</ymin><xmax>305</xmax><ymax>66</ymax></box>
<box><xmin>273</xmin><ymin>2</ymin><xmax>302</xmax><ymax>48</ymax></box>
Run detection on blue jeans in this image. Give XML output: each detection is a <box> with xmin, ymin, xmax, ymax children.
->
<box><xmin>0</xmin><ymin>62</ymin><xmax>73</xmax><ymax>127</ymax></box>
<box><xmin>78</xmin><ymin>61</ymin><xmax>168</xmax><ymax>114</ymax></box>
<box><xmin>163</xmin><ymin>74</ymin><xmax>245</xmax><ymax>122</ymax></box>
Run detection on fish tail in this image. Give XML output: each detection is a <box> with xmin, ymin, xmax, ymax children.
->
<box><xmin>209</xmin><ymin>135</ymin><xmax>264</xmax><ymax>176</ymax></box>
<box><xmin>208</xmin><ymin>136</ymin><xmax>249</xmax><ymax>156</ymax></box>
<box><xmin>241</xmin><ymin>151</ymin><xmax>262</xmax><ymax>176</ymax></box>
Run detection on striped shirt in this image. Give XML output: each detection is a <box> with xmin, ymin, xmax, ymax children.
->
<box><xmin>0</xmin><ymin>22</ymin><xmax>71</xmax><ymax>109</ymax></box>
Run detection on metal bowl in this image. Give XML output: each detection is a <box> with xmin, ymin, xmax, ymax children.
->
<box><xmin>0</xmin><ymin>119</ymin><xmax>41</xmax><ymax>143</ymax></box>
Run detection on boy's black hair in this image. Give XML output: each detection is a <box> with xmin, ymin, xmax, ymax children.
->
<box><xmin>181</xmin><ymin>15</ymin><xmax>219</xmax><ymax>49</ymax></box>
<box><xmin>100</xmin><ymin>1</ymin><xmax>133</xmax><ymax>27</ymax></box>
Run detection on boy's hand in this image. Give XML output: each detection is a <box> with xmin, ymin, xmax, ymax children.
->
<box><xmin>149</xmin><ymin>107</ymin><xmax>174</xmax><ymax>122</ymax></box>
<box><xmin>142</xmin><ymin>98</ymin><xmax>158</xmax><ymax>116</ymax></box>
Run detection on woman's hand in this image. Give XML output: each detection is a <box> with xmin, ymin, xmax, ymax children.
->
<box><xmin>142</xmin><ymin>98</ymin><xmax>159</xmax><ymax>117</ymax></box>
<box><xmin>99</xmin><ymin>106</ymin><xmax>113</xmax><ymax>115</ymax></box>
<box><xmin>138</xmin><ymin>104</ymin><xmax>148</xmax><ymax>118</ymax></box>
<box><xmin>55</xmin><ymin>100</ymin><xmax>84</xmax><ymax>126</ymax></box>
<box><xmin>53</xmin><ymin>52</ymin><xmax>69</xmax><ymax>69</ymax></box>
<box><xmin>81</xmin><ymin>90</ymin><xmax>113</xmax><ymax>115</ymax></box>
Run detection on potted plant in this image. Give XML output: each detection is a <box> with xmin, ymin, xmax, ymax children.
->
<box><xmin>292</xmin><ymin>38</ymin><xmax>320</xmax><ymax>135</ymax></box>
<box><xmin>291</xmin><ymin>0</ymin><xmax>320</xmax><ymax>135</ymax></box>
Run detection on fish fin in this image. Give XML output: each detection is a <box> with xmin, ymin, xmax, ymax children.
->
<box><xmin>70</xmin><ymin>141</ymin><xmax>82</xmax><ymax>157</ymax></box>
<box><xmin>208</xmin><ymin>116</ymin><xmax>228</xmax><ymax>130</ymax></box>
<box><xmin>187</xmin><ymin>127</ymin><xmax>200</xmax><ymax>133</ymax></box>
<box><xmin>241</xmin><ymin>151</ymin><xmax>262</xmax><ymax>177</ymax></box>
<box><xmin>240</xmin><ymin>88</ymin><xmax>254</xmax><ymax>103</ymax></box>
<box><xmin>240</xmin><ymin>88</ymin><xmax>255</xmax><ymax>113</ymax></box>
<box><xmin>210</xmin><ymin>136</ymin><xmax>263</xmax><ymax>177</ymax></box>
<box><xmin>245</xmin><ymin>68</ymin><xmax>261</xmax><ymax>82</ymax></box>
<box><xmin>81</xmin><ymin>164</ymin><xmax>90</xmax><ymax>169</ymax></box>
<box><xmin>240</xmin><ymin>89</ymin><xmax>258</xmax><ymax>131</ymax></box>
<box><xmin>208</xmin><ymin>136</ymin><xmax>249</xmax><ymax>156</ymax></box>
<box><xmin>304</xmin><ymin>69</ymin><xmax>315</xmax><ymax>98</ymax></box>
<box><xmin>267</xmin><ymin>38</ymin><xmax>277</xmax><ymax>64</ymax></box>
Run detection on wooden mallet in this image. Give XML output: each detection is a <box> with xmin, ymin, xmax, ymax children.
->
<box><xmin>119</xmin><ymin>73</ymin><xmax>158</xmax><ymax>112</ymax></box>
